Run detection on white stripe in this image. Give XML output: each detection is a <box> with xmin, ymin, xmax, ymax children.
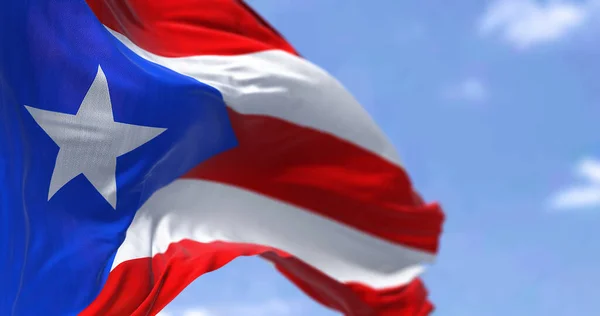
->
<box><xmin>113</xmin><ymin>179</ymin><xmax>434</xmax><ymax>289</ymax></box>
<box><xmin>105</xmin><ymin>28</ymin><xmax>401</xmax><ymax>165</ymax></box>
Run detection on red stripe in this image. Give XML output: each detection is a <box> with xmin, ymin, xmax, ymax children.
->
<box><xmin>81</xmin><ymin>240</ymin><xmax>433</xmax><ymax>316</ymax></box>
<box><xmin>86</xmin><ymin>0</ymin><xmax>299</xmax><ymax>57</ymax></box>
<box><xmin>183</xmin><ymin>108</ymin><xmax>444</xmax><ymax>253</ymax></box>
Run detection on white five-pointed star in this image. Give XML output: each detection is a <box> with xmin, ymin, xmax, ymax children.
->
<box><xmin>25</xmin><ymin>66</ymin><xmax>166</xmax><ymax>209</ymax></box>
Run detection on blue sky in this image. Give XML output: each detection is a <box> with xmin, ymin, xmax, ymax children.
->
<box><xmin>162</xmin><ymin>1</ymin><xmax>600</xmax><ymax>315</ymax></box>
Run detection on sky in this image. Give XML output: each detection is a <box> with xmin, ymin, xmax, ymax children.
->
<box><xmin>161</xmin><ymin>1</ymin><xmax>600</xmax><ymax>315</ymax></box>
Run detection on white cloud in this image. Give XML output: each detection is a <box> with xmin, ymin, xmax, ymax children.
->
<box><xmin>182</xmin><ymin>308</ymin><xmax>215</xmax><ymax>316</ymax></box>
<box><xmin>550</xmin><ymin>157</ymin><xmax>600</xmax><ymax>210</ymax></box>
<box><xmin>159</xmin><ymin>307</ymin><xmax>215</xmax><ymax>316</ymax></box>
<box><xmin>576</xmin><ymin>158</ymin><xmax>600</xmax><ymax>181</ymax></box>
<box><xmin>443</xmin><ymin>77</ymin><xmax>488</xmax><ymax>103</ymax></box>
<box><xmin>163</xmin><ymin>299</ymin><xmax>298</xmax><ymax>316</ymax></box>
<box><xmin>224</xmin><ymin>299</ymin><xmax>294</xmax><ymax>316</ymax></box>
<box><xmin>479</xmin><ymin>0</ymin><xmax>592</xmax><ymax>49</ymax></box>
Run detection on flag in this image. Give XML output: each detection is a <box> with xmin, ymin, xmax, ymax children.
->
<box><xmin>0</xmin><ymin>0</ymin><xmax>444</xmax><ymax>315</ymax></box>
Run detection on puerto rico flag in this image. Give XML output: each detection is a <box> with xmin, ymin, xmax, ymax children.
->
<box><xmin>0</xmin><ymin>0</ymin><xmax>444</xmax><ymax>315</ymax></box>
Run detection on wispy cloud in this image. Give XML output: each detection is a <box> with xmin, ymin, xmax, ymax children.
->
<box><xmin>479</xmin><ymin>0</ymin><xmax>592</xmax><ymax>49</ymax></box>
<box><xmin>549</xmin><ymin>157</ymin><xmax>600</xmax><ymax>210</ymax></box>
<box><xmin>182</xmin><ymin>308</ymin><xmax>215</xmax><ymax>316</ymax></box>
<box><xmin>158</xmin><ymin>307</ymin><xmax>214</xmax><ymax>316</ymax></box>
<box><xmin>221</xmin><ymin>299</ymin><xmax>295</xmax><ymax>316</ymax></box>
<box><xmin>443</xmin><ymin>77</ymin><xmax>488</xmax><ymax>103</ymax></box>
<box><xmin>162</xmin><ymin>299</ymin><xmax>300</xmax><ymax>316</ymax></box>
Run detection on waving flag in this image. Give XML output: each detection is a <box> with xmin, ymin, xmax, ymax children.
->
<box><xmin>0</xmin><ymin>0</ymin><xmax>444</xmax><ymax>315</ymax></box>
